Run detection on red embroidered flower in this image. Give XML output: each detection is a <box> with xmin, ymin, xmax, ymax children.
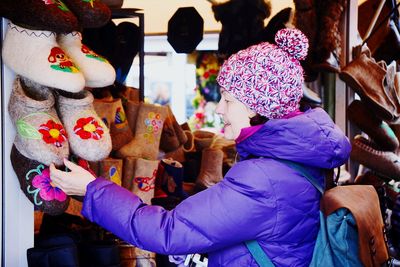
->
<box><xmin>38</xmin><ymin>120</ymin><xmax>67</xmax><ymax>147</ymax></box>
<box><xmin>73</xmin><ymin>117</ymin><xmax>104</xmax><ymax>140</ymax></box>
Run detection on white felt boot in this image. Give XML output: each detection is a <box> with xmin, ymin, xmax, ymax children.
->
<box><xmin>2</xmin><ymin>22</ymin><xmax>85</xmax><ymax>93</ymax></box>
<box><xmin>58</xmin><ymin>32</ymin><xmax>116</xmax><ymax>88</ymax></box>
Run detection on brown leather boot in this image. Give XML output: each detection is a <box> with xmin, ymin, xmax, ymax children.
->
<box><xmin>347</xmin><ymin>100</ymin><xmax>399</xmax><ymax>151</ymax></box>
<box><xmin>350</xmin><ymin>135</ymin><xmax>400</xmax><ymax>180</ymax></box>
<box><xmin>339</xmin><ymin>52</ymin><xmax>399</xmax><ymax>121</ymax></box>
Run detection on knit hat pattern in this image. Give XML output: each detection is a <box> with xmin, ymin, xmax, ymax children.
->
<box><xmin>216</xmin><ymin>28</ymin><xmax>309</xmax><ymax>119</ymax></box>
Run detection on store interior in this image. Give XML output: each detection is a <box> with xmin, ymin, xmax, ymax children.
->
<box><xmin>2</xmin><ymin>0</ymin><xmax>400</xmax><ymax>266</ymax></box>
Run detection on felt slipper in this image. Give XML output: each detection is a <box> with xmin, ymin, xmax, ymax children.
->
<box><xmin>8</xmin><ymin>76</ymin><xmax>69</xmax><ymax>166</ymax></box>
<box><xmin>0</xmin><ymin>0</ymin><xmax>79</xmax><ymax>33</ymax></box>
<box><xmin>62</xmin><ymin>0</ymin><xmax>111</xmax><ymax>29</ymax></box>
<box><xmin>58</xmin><ymin>31</ymin><xmax>116</xmax><ymax>88</ymax></box>
<box><xmin>10</xmin><ymin>145</ymin><xmax>70</xmax><ymax>216</ymax></box>
<box><xmin>2</xmin><ymin>22</ymin><xmax>85</xmax><ymax>93</ymax></box>
<box><xmin>55</xmin><ymin>89</ymin><xmax>112</xmax><ymax>161</ymax></box>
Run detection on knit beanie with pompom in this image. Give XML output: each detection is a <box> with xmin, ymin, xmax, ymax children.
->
<box><xmin>216</xmin><ymin>28</ymin><xmax>309</xmax><ymax>119</ymax></box>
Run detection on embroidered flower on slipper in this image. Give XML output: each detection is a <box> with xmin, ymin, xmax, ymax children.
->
<box><xmin>38</xmin><ymin>120</ymin><xmax>68</xmax><ymax>147</ymax></box>
<box><xmin>114</xmin><ymin>107</ymin><xmax>128</xmax><ymax>129</ymax></box>
<box><xmin>31</xmin><ymin>168</ymin><xmax>67</xmax><ymax>202</ymax></box>
<box><xmin>74</xmin><ymin>116</ymin><xmax>104</xmax><ymax>140</ymax></box>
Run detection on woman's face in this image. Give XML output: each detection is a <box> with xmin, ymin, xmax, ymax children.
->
<box><xmin>215</xmin><ymin>90</ymin><xmax>255</xmax><ymax>140</ymax></box>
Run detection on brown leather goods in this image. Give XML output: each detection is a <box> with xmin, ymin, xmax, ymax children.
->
<box><xmin>195</xmin><ymin>148</ymin><xmax>224</xmax><ymax>191</ymax></box>
<box><xmin>347</xmin><ymin>100</ymin><xmax>399</xmax><ymax>151</ymax></box>
<box><xmin>193</xmin><ymin>130</ymin><xmax>215</xmax><ymax>152</ymax></box>
<box><xmin>351</xmin><ymin>135</ymin><xmax>400</xmax><ymax>181</ymax></box>
<box><xmin>322</xmin><ymin>185</ymin><xmax>389</xmax><ymax>267</ymax></box>
<box><xmin>340</xmin><ymin>52</ymin><xmax>399</xmax><ymax>122</ymax></box>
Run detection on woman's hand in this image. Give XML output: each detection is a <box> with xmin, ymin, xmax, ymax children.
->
<box><xmin>50</xmin><ymin>158</ymin><xmax>96</xmax><ymax>196</ymax></box>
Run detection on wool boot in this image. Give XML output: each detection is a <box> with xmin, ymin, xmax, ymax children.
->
<box><xmin>339</xmin><ymin>52</ymin><xmax>399</xmax><ymax>122</ymax></box>
<box><xmin>10</xmin><ymin>145</ymin><xmax>69</xmax><ymax>215</ymax></box>
<box><xmin>164</xmin><ymin>146</ymin><xmax>186</xmax><ymax>163</ymax></box>
<box><xmin>195</xmin><ymin>148</ymin><xmax>224</xmax><ymax>190</ymax></box>
<box><xmin>78</xmin><ymin>241</ymin><xmax>121</xmax><ymax>267</ymax></box>
<box><xmin>90</xmin><ymin>158</ymin><xmax>123</xmax><ymax>186</ymax></box>
<box><xmin>27</xmin><ymin>244</ymin><xmax>79</xmax><ymax>267</ymax></box>
<box><xmin>101</xmin><ymin>0</ymin><xmax>124</xmax><ymax>9</ymax></box>
<box><xmin>350</xmin><ymin>135</ymin><xmax>400</xmax><ymax>181</ymax></box>
<box><xmin>8</xmin><ymin>76</ymin><xmax>69</xmax><ymax>166</ymax></box>
<box><xmin>125</xmin><ymin>100</ymin><xmax>141</xmax><ymax>135</ymax></box>
<box><xmin>193</xmin><ymin>130</ymin><xmax>215</xmax><ymax>152</ymax></box>
<box><xmin>159</xmin><ymin>111</ymin><xmax>180</xmax><ymax>153</ymax></box>
<box><xmin>122</xmin><ymin>157</ymin><xmax>158</xmax><ymax>204</ymax></box>
<box><xmin>93</xmin><ymin>98</ymin><xmax>133</xmax><ymax>151</ymax></box>
<box><xmin>160</xmin><ymin>105</ymin><xmax>188</xmax><ymax>153</ymax></box>
<box><xmin>55</xmin><ymin>90</ymin><xmax>112</xmax><ymax>162</ymax></box>
<box><xmin>347</xmin><ymin>100</ymin><xmax>399</xmax><ymax>151</ymax></box>
<box><xmin>154</xmin><ymin>158</ymin><xmax>187</xmax><ymax>199</ymax></box>
<box><xmin>2</xmin><ymin>22</ymin><xmax>85</xmax><ymax>93</ymax></box>
<box><xmin>0</xmin><ymin>0</ymin><xmax>79</xmax><ymax>34</ymax></box>
<box><xmin>182</xmin><ymin>130</ymin><xmax>195</xmax><ymax>152</ymax></box>
<box><xmin>57</xmin><ymin>32</ymin><xmax>116</xmax><ymax>88</ymax></box>
<box><xmin>314</xmin><ymin>0</ymin><xmax>347</xmax><ymax>65</ymax></box>
<box><xmin>62</xmin><ymin>0</ymin><xmax>111</xmax><ymax>29</ymax></box>
<box><xmin>116</xmin><ymin>103</ymin><xmax>167</xmax><ymax>160</ymax></box>
<box><xmin>168</xmin><ymin>106</ymin><xmax>188</xmax><ymax>146</ymax></box>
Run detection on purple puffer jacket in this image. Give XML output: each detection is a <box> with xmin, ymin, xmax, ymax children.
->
<box><xmin>82</xmin><ymin>107</ymin><xmax>351</xmax><ymax>266</ymax></box>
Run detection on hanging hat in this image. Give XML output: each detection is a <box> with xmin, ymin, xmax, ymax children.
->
<box><xmin>62</xmin><ymin>0</ymin><xmax>111</xmax><ymax>29</ymax></box>
<box><xmin>167</xmin><ymin>7</ymin><xmax>204</xmax><ymax>53</ymax></box>
<box><xmin>217</xmin><ymin>28</ymin><xmax>308</xmax><ymax>119</ymax></box>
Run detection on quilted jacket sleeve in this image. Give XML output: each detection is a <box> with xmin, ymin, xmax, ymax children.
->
<box><xmin>82</xmin><ymin>160</ymin><xmax>277</xmax><ymax>255</ymax></box>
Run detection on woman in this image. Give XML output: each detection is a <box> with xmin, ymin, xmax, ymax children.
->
<box><xmin>51</xmin><ymin>28</ymin><xmax>351</xmax><ymax>266</ymax></box>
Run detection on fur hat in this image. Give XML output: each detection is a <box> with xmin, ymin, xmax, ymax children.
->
<box><xmin>216</xmin><ymin>28</ymin><xmax>308</xmax><ymax>119</ymax></box>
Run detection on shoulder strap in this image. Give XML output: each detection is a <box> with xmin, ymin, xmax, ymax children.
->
<box><xmin>245</xmin><ymin>240</ymin><xmax>275</xmax><ymax>267</ymax></box>
<box><xmin>275</xmin><ymin>158</ymin><xmax>324</xmax><ymax>194</ymax></box>
<box><xmin>245</xmin><ymin>159</ymin><xmax>323</xmax><ymax>267</ymax></box>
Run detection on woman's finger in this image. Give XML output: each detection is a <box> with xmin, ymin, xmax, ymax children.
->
<box><xmin>63</xmin><ymin>158</ymin><xmax>81</xmax><ymax>171</ymax></box>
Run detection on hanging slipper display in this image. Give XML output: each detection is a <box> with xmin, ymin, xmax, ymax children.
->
<box><xmin>57</xmin><ymin>31</ymin><xmax>116</xmax><ymax>88</ymax></box>
<box><xmin>2</xmin><ymin>22</ymin><xmax>85</xmax><ymax>93</ymax></box>
<box><xmin>8</xmin><ymin>76</ymin><xmax>69</xmax><ymax>166</ymax></box>
<box><xmin>55</xmin><ymin>89</ymin><xmax>112</xmax><ymax>161</ymax></box>
<box><xmin>10</xmin><ymin>145</ymin><xmax>70</xmax><ymax>215</ymax></box>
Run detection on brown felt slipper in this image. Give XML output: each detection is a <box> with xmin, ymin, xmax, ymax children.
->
<box><xmin>62</xmin><ymin>0</ymin><xmax>111</xmax><ymax>29</ymax></box>
<box><xmin>55</xmin><ymin>89</ymin><xmax>112</xmax><ymax>161</ymax></box>
<box><xmin>10</xmin><ymin>145</ymin><xmax>70</xmax><ymax>215</ymax></box>
<box><xmin>8</xmin><ymin>76</ymin><xmax>69</xmax><ymax>166</ymax></box>
<box><xmin>0</xmin><ymin>0</ymin><xmax>79</xmax><ymax>33</ymax></box>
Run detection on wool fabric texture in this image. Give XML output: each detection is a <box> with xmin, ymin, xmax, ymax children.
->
<box><xmin>56</xmin><ymin>90</ymin><xmax>112</xmax><ymax>162</ymax></box>
<box><xmin>217</xmin><ymin>28</ymin><xmax>308</xmax><ymax>119</ymax></box>
<box><xmin>8</xmin><ymin>76</ymin><xmax>69</xmax><ymax>166</ymax></box>
<box><xmin>10</xmin><ymin>145</ymin><xmax>70</xmax><ymax>216</ymax></box>
<box><xmin>58</xmin><ymin>32</ymin><xmax>116</xmax><ymax>88</ymax></box>
<box><xmin>2</xmin><ymin>22</ymin><xmax>85</xmax><ymax>93</ymax></box>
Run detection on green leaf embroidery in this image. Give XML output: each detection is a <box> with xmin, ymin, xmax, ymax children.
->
<box><xmin>16</xmin><ymin>119</ymin><xmax>41</xmax><ymax>139</ymax></box>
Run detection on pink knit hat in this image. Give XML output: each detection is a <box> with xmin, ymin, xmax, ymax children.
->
<box><xmin>216</xmin><ymin>28</ymin><xmax>309</xmax><ymax>119</ymax></box>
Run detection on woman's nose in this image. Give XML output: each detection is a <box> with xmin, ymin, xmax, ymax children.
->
<box><xmin>215</xmin><ymin>100</ymin><xmax>224</xmax><ymax>115</ymax></box>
